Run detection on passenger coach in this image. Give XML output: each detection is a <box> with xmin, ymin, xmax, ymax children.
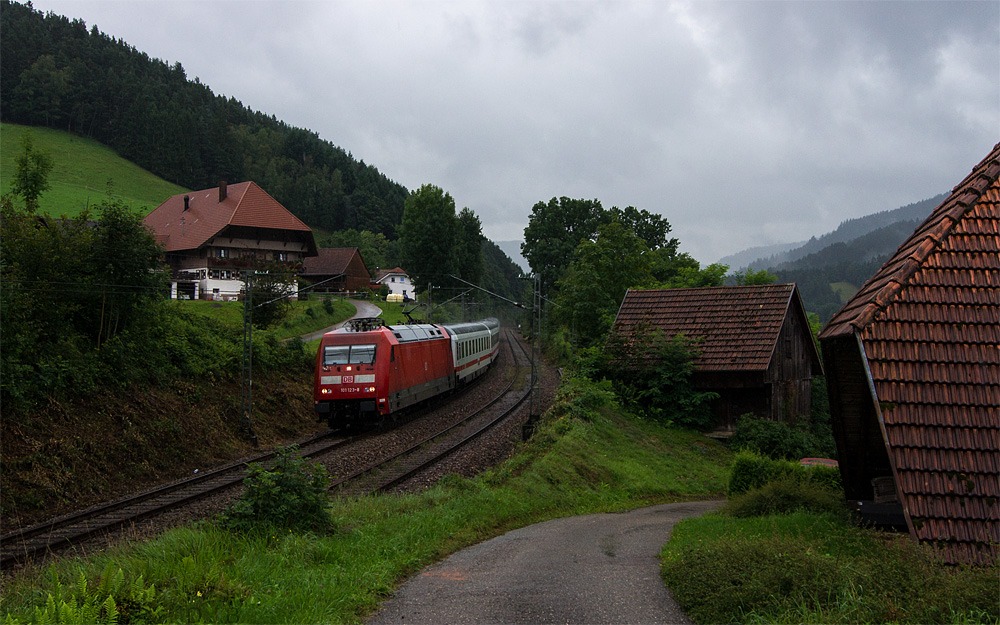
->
<box><xmin>314</xmin><ymin>318</ymin><xmax>500</xmax><ymax>429</ymax></box>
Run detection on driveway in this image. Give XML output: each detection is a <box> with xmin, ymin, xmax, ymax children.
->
<box><xmin>366</xmin><ymin>500</ymin><xmax>723</xmax><ymax>625</ymax></box>
<box><xmin>299</xmin><ymin>299</ymin><xmax>383</xmax><ymax>342</ymax></box>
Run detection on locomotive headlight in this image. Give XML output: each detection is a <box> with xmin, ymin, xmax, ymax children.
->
<box><xmin>321</xmin><ymin>388</ymin><xmax>332</xmax><ymax>395</ymax></box>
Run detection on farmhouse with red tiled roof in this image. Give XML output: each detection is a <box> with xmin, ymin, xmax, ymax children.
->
<box><xmin>614</xmin><ymin>284</ymin><xmax>822</xmax><ymax>430</ymax></box>
<box><xmin>300</xmin><ymin>248</ymin><xmax>371</xmax><ymax>294</ymax></box>
<box><xmin>819</xmin><ymin>142</ymin><xmax>999</xmax><ymax>565</ymax></box>
<box><xmin>144</xmin><ymin>182</ymin><xmax>316</xmax><ymax>300</ymax></box>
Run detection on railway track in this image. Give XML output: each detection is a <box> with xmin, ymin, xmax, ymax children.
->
<box><xmin>333</xmin><ymin>329</ymin><xmax>532</xmax><ymax>496</ymax></box>
<box><xmin>0</xmin><ymin>430</ymin><xmax>350</xmax><ymax>570</ymax></box>
<box><xmin>0</xmin><ymin>330</ymin><xmax>534</xmax><ymax>570</ymax></box>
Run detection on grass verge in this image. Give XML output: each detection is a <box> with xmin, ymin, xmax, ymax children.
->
<box><xmin>662</xmin><ymin>508</ymin><xmax>999</xmax><ymax>624</ymax></box>
<box><xmin>0</xmin><ymin>375</ymin><xmax>731</xmax><ymax>624</ymax></box>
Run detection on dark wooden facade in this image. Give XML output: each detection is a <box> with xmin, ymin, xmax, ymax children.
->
<box><xmin>614</xmin><ymin>284</ymin><xmax>822</xmax><ymax>430</ymax></box>
<box><xmin>300</xmin><ymin>248</ymin><xmax>372</xmax><ymax>293</ymax></box>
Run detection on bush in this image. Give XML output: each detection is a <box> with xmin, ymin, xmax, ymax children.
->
<box><xmin>220</xmin><ymin>446</ymin><xmax>332</xmax><ymax>534</ymax></box>
<box><xmin>727</xmin><ymin>450</ymin><xmax>842</xmax><ymax>498</ymax></box>
<box><xmin>724</xmin><ymin>475</ymin><xmax>845</xmax><ymax>518</ymax></box>
<box><xmin>728</xmin><ymin>450</ymin><xmax>797</xmax><ymax>495</ymax></box>
<box><xmin>591</xmin><ymin>327</ymin><xmax>716</xmax><ymax>430</ymax></box>
<box><xmin>728</xmin><ymin>414</ymin><xmax>825</xmax><ymax>460</ymax></box>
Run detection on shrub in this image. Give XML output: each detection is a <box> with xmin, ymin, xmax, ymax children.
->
<box><xmin>728</xmin><ymin>414</ymin><xmax>825</xmax><ymax>460</ymax></box>
<box><xmin>592</xmin><ymin>326</ymin><xmax>717</xmax><ymax>429</ymax></box>
<box><xmin>724</xmin><ymin>475</ymin><xmax>845</xmax><ymax>518</ymax></box>
<box><xmin>220</xmin><ymin>446</ymin><xmax>332</xmax><ymax>534</ymax></box>
<box><xmin>728</xmin><ymin>450</ymin><xmax>797</xmax><ymax>496</ymax></box>
<box><xmin>727</xmin><ymin>450</ymin><xmax>843</xmax><ymax>499</ymax></box>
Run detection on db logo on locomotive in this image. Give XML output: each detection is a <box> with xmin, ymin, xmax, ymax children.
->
<box><xmin>343</xmin><ymin>375</ymin><xmax>354</xmax><ymax>383</ymax></box>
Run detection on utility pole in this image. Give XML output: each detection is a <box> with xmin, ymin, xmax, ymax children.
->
<box><xmin>531</xmin><ymin>273</ymin><xmax>541</xmax><ymax>419</ymax></box>
<box><xmin>240</xmin><ymin>270</ymin><xmax>258</xmax><ymax>446</ymax></box>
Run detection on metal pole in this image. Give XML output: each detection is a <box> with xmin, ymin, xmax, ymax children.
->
<box><xmin>240</xmin><ymin>270</ymin><xmax>258</xmax><ymax>446</ymax></box>
<box><xmin>531</xmin><ymin>274</ymin><xmax>541</xmax><ymax>418</ymax></box>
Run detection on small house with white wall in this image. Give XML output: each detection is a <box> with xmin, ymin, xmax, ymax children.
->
<box><xmin>373</xmin><ymin>267</ymin><xmax>415</xmax><ymax>301</ymax></box>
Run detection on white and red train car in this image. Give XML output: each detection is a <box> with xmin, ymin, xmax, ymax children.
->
<box><xmin>314</xmin><ymin>317</ymin><xmax>500</xmax><ymax>428</ymax></box>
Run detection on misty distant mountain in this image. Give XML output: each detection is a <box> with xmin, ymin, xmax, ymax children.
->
<box><xmin>496</xmin><ymin>240</ymin><xmax>529</xmax><ymax>273</ymax></box>
<box><xmin>731</xmin><ymin>194</ymin><xmax>947</xmax><ymax>271</ymax></box>
<box><xmin>717</xmin><ymin>241</ymin><xmax>806</xmax><ymax>270</ymax></box>
<box><xmin>721</xmin><ymin>193</ymin><xmax>948</xmax><ymax>322</ymax></box>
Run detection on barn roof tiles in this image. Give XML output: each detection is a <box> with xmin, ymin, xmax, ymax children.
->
<box><xmin>302</xmin><ymin>248</ymin><xmax>367</xmax><ymax>277</ymax></box>
<box><xmin>819</xmin><ymin>141</ymin><xmax>1000</xmax><ymax>565</ymax></box>
<box><xmin>615</xmin><ymin>284</ymin><xmax>820</xmax><ymax>372</ymax></box>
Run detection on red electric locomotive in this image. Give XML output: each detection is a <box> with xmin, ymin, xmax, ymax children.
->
<box><xmin>314</xmin><ymin>317</ymin><xmax>500</xmax><ymax>429</ymax></box>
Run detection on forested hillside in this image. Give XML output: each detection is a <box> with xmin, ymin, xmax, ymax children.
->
<box><xmin>0</xmin><ymin>0</ymin><xmax>407</xmax><ymax>237</ymax></box>
<box><xmin>717</xmin><ymin>194</ymin><xmax>947</xmax><ymax>322</ymax></box>
<box><xmin>734</xmin><ymin>194</ymin><xmax>947</xmax><ymax>270</ymax></box>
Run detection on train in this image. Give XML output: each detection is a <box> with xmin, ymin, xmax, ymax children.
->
<box><xmin>314</xmin><ymin>317</ymin><xmax>501</xmax><ymax>429</ymax></box>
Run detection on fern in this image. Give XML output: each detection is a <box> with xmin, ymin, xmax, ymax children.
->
<box><xmin>101</xmin><ymin>596</ymin><xmax>118</xmax><ymax>625</ymax></box>
<box><xmin>11</xmin><ymin>567</ymin><xmax>160</xmax><ymax>624</ymax></box>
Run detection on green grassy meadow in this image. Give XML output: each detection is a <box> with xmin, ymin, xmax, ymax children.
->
<box><xmin>1</xmin><ymin>123</ymin><xmax>187</xmax><ymax>217</ymax></box>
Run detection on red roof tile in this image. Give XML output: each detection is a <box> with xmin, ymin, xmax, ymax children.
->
<box><xmin>302</xmin><ymin>248</ymin><xmax>365</xmax><ymax>276</ymax></box>
<box><xmin>143</xmin><ymin>181</ymin><xmax>312</xmax><ymax>252</ymax></box>
<box><xmin>614</xmin><ymin>284</ymin><xmax>819</xmax><ymax>372</ymax></box>
<box><xmin>374</xmin><ymin>267</ymin><xmax>408</xmax><ymax>282</ymax></box>
<box><xmin>819</xmin><ymin>142</ymin><xmax>1000</xmax><ymax>565</ymax></box>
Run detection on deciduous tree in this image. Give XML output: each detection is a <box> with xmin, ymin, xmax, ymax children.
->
<box><xmin>8</xmin><ymin>131</ymin><xmax>53</xmax><ymax>213</ymax></box>
<box><xmin>398</xmin><ymin>184</ymin><xmax>457</xmax><ymax>292</ymax></box>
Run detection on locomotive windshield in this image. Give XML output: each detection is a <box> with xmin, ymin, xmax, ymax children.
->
<box><xmin>323</xmin><ymin>343</ymin><xmax>377</xmax><ymax>365</ymax></box>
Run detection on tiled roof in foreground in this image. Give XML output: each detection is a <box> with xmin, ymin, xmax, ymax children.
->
<box><xmin>820</xmin><ymin>141</ymin><xmax>1000</xmax><ymax>565</ymax></box>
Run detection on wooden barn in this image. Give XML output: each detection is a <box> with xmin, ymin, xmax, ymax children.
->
<box><xmin>614</xmin><ymin>284</ymin><xmax>822</xmax><ymax>431</ymax></box>
<box><xmin>819</xmin><ymin>142</ymin><xmax>999</xmax><ymax>566</ymax></box>
<box><xmin>300</xmin><ymin>248</ymin><xmax>372</xmax><ymax>294</ymax></box>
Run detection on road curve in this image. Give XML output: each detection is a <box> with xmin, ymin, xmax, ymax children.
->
<box><xmin>299</xmin><ymin>299</ymin><xmax>383</xmax><ymax>342</ymax></box>
<box><xmin>366</xmin><ymin>500</ymin><xmax>723</xmax><ymax>625</ymax></box>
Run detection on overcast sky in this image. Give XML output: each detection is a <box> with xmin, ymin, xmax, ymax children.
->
<box><xmin>31</xmin><ymin>0</ymin><xmax>1000</xmax><ymax>264</ymax></box>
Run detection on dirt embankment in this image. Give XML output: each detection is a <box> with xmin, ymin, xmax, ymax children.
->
<box><xmin>1</xmin><ymin>372</ymin><xmax>324</xmax><ymax>531</ymax></box>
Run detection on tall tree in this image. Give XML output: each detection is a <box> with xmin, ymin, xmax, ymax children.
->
<box><xmin>521</xmin><ymin>197</ymin><xmax>605</xmax><ymax>294</ymax></box>
<box><xmin>554</xmin><ymin>222</ymin><xmax>653</xmax><ymax>347</ymax></box>
<box><xmin>398</xmin><ymin>184</ymin><xmax>456</xmax><ymax>292</ymax></box>
<box><xmin>608</xmin><ymin>205</ymin><xmax>677</xmax><ymax>251</ymax></box>
<box><xmin>453</xmin><ymin>207</ymin><xmax>485</xmax><ymax>284</ymax></box>
<box><xmin>86</xmin><ymin>194</ymin><xmax>169</xmax><ymax>345</ymax></box>
<box><xmin>8</xmin><ymin>131</ymin><xmax>53</xmax><ymax>213</ymax></box>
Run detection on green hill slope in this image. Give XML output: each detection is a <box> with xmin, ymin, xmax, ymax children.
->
<box><xmin>1</xmin><ymin>122</ymin><xmax>187</xmax><ymax>216</ymax></box>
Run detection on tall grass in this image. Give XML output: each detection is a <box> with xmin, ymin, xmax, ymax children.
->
<box><xmin>662</xmin><ymin>507</ymin><xmax>999</xmax><ymax>623</ymax></box>
<box><xmin>0</xmin><ymin>375</ymin><xmax>731</xmax><ymax>624</ymax></box>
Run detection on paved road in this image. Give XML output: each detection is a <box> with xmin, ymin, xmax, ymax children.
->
<box><xmin>299</xmin><ymin>299</ymin><xmax>383</xmax><ymax>342</ymax></box>
<box><xmin>367</xmin><ymin>500</ymin><xmax>723</xmax><ymax>625</ymax></box>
